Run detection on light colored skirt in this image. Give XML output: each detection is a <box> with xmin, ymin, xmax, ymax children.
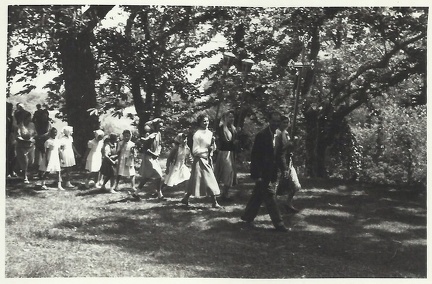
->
<box><xmin>61</xmin><ymin>148</ymin><xmax>76</xmax><ymax>168</ymax></box>
<box><xmin>46</xmin><ymin>151</ymin><xmax>61</xmax><ymax>173</ymax></box>
<box><xmin>117</xmin><ymin>156</ymin><xmax>135</xmax><ymax>177</ymax></box>
<box><xmin>276</xmin><ymin>165</ymin><xmax>301</xmax><ymax>196</ymax></box>
<box><xmin>186</xmin><ymin>157</ymin><xmax>220</xmax><ymax>197</ymax></box>
<box><xmin>85</xmin><ymin>151</ymin><xmax>102</xmax><ymax>172</ymax></box>
<box><xmin>164</xmin><ymin>162</ymin><xmax>191</xmax><ymax>187</ymax></box>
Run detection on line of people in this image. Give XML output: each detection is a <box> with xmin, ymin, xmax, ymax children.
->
<box><xmin>7</xmin><ymin>102</ymin><xmax>301</xmax><ymax>232</ymax></box>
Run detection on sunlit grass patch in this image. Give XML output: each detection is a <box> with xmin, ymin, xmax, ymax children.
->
<box><xmin>363</xmin><ymin>221</ymin><xmax>425</xmax><ymax>234</ymax></box>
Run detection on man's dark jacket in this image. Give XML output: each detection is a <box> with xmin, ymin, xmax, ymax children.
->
<box><xmin>250</xmin><ymin>126</ymin><xmax>278</xmax><ymax>182</ymax></box>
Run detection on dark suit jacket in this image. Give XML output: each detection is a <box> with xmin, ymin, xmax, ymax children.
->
<box><xmin>250</xmin><ymin>126</ymin><xmax>278</xmax><ymax>182</ymax></box>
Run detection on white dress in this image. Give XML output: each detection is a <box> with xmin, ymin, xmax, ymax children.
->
<box><xmin>164</xmin><ymin>145</ymin><xmax>191</xmax><ymax>187</ymax></box>
<box><xmin>85</xmin><ymin>139</ymin><xmax>103</xmax><ymax>172</ymax></box>
<box><xmin>60</xmin><ymin>136</ymin><xmax>76</xmax><ymax>168</ymax></box>
<box><xmin>117</xmin><ymin>140</ymin><xmax>136</xmax><ymax>177</ymax></box>
<box><xmin>44</xmin><ymin>138</ymin><xmax>61</xmax><ymax>173</ymax></box>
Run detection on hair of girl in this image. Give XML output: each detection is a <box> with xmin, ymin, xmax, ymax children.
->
<box><xmin>197</xmin><ymin>114</ymin><xmax>208</xmax><ymax>124</ymax></box>
<box><xmin>61</xmin><ymin>126</ymin><xmax>73</xmax><ymax>137</ymax></box>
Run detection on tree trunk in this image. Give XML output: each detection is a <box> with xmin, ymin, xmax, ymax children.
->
<box><xmin>130</xmin><ymin>74</ymin><xmax>151</xmax><ymax>135</ymax></box>
<box><xmin>56</xmin><ymin>5</ymin><xmax>113</xmax><ymax>155</ymax></box>
<box><xmin>304</xmin><ymin>108</ymin><xmax>330</xmax><ymax>178</ymax></box>
<box><xmin>59</xmin><ymin>32</ymin><xmax>99</xmax><ymax>155</ymax></box>
<box><xmin>304</xmin><ymin>105</ymin><xmax>345</xmax><ymax>178</ymax></box>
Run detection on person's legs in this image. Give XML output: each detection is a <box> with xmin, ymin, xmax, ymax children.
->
<box><xmin>101</xmin><ymin>175</ymin><xmax>117</xmax><ymax>193</ymax></box>
<box><xmin>85</xmin><ymin>172</ymin><xmax>98</xmax><ymax>188</ymax></box>
<box><xmin>64</xmin><ymin>167</ymin><xmax>74</xmax><ymax>188</ymax></box>
<box><xmin>97</xmin><ymin>172</ymin><xmax>103</xmax><ymax>186</ymax></box>
<box><xmin>137</xmin><ymin>177</ymin><xmax>148</xmax><ymax>190</ymax></box>
<box><xmin>262</xmin><ymin>181</ymin><xmax>286</xmax><ymax>230</ymax></box>
<box><xmin>181</xmin><ymin>192</ymin><xmax>191</xmax><ymax>205</ymax></box>
<box><xmin>130</xmin><ymin>175</ymin><xmax>136</xmax><ymax>190</ymax></box>
<box><xmin>109</xmin><ymin>176</ymin><xmax>116</xmax><ymax>190</ymax></box>
<box><xmin>57</xmin><ymin>171</ymin><xmax>64</xmax><ymax>190</ymax></box>
<box><xmin>113</xmin><ymin>175</ymin><xmax>121</xmax><ymax>191</ymax></box>
<box><xmin>285</xmin><ymin>167</ymin><xmax>301</xmax><ymax>212</ymax></box>
<box><xmin>241</xmin><ymin>181</ymin><xmax>264</xmax><ymax>222</ymax></box>
<box><xmin>221</xmin><ymin>184</ymin><xmax>230</xmax><ymax>200</ymax></box>
<box><xmin>40</xmin><ymin>171</ymin><xmax>48</xmax><ymax>189</ymax></box>
<box><xmin>155</xmin><ymin>177</ymin><xmax>164</xmax><ymax>199</ymax></box>
<box><xmin>210</xmin><ymin>194</ymin><xmax>221</xmax><ymax>208</ymax></box>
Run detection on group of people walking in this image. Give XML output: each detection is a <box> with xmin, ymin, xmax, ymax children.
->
<box><xmin>7</xmin><ymin>102</ymin><xmax>301</xmax><ymax>232</ymax></box>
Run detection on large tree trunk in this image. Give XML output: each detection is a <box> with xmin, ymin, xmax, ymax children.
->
<box><xmin>57</xmin><ymin>5</ymin><xmax>113</xmax><ymax>155</ymax></box>
<box><xmin>59</xmin><ymin>32</ymin><xmax>99</xmax><ymax>155</ymax></box>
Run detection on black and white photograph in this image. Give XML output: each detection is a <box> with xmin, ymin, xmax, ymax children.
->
<box><xmin>3</xmin><ymin>1</ymin><xmax>429</xmax><ymax>280</ymax></box>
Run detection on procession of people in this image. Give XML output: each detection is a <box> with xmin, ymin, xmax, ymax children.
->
<box><xmin>6</xmin><ymin>102</ymin><xmax>302</xmax><ymax>232</ymax></box>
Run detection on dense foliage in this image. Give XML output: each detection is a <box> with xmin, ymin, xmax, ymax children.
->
<box><xmin>7</xmin><ymin>6</ymin><xmax>427</xmax><ymax>186</ymax></box>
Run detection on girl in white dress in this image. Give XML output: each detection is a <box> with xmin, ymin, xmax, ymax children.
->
<box><xmin>83</xmin><ymin>129</ymin><xmax>104</xmax><ymax>188</ymax></box>
<box><xmin>164</xmin><ymin>133</ymin><xmax>192</xmax><ymax>188</ymax></box>
<box><xmin>113</xmin><ymin>130</ymin><xmax>136</xmax><ymax>191</ymax></box>
<box><xmin>59</xmin><ymin>126</ymin><xmax>81</xmax><ymax>188</ymax></box>
<box><xmin>40</xmin><ymin>128</ymin><xmax>63</xmax><ymax>190</ymax></box>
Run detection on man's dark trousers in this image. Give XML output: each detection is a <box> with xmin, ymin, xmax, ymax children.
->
<box><xmin>242</xmin><ymin>179</ymin><xmax>284</xmax><ymax>228</ymax></box>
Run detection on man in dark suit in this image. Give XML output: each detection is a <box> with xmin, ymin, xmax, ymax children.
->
<box><xmin>241</xmin><ymin>111</ymin><xmax>288</xmax><ymax>232</ymax></box>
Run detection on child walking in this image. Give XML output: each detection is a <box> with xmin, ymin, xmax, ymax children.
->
<box><xmin>59</xmin><ymin>126</ymin><xmax>81</xmax><ymax>188</ymax></box>
<box><xmin>113</xmin><ymin>130</ymin><xmax>136</xmax><ymax>191</ymax></box>
<box><xmin>136</xmin><ymin>119</ymin><xmax>164</xmax><ymax>199</ymax></box>
<box><xmin>39</xmin><ymin>127</ymin><xmax>64</xmax><ymax>190</ymax></box>
<box><xmin>83</xmin><ymin>129</ymin><xmax>104</xmax><ymax>188</ymax></box>
<box><xmin>163</xmin><ymin>133</ymin><xmax>192</xmax><ymax>189</ymax></box>
<box><xmin>99</xmin><ymin>134</ymin><xmax>118</xmax><ymax>193</ymax></box>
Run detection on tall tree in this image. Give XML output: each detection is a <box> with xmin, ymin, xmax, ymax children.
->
<box><xmin>203</xmin><ymin>7</ymin><xmax>427</xmax><ymax>178</ymax></box>
<box><xmin>8</xmin><ymin>5</ymin><xmax>114</xmax><ymax>154</ymax></box>
<box><xmin>94</xmin><ymin>6</ymin><xmax>228</xmax><ymax>134</ymax></box>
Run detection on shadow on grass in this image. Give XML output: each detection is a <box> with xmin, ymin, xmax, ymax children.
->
<box><xmin>8</xmin><ymin>173</ymin><xmax>427</xmax><ymax>278</ymax></box>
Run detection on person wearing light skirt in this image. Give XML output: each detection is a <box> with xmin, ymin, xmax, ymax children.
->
<box><xmin>163</xmin><ymin>133</ymin><xmax>192</xmax><ymax>189</ymax></box>
<box><xmin>40</xmin><ymin>128</ymin><xmax>63</xmax><ymax>190</ymax></box>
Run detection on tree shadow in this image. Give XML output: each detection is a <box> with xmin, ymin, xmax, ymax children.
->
<box><xmin>19</xmin><ymin>174</ymin><xmax>427</xmax><ymax>278</ymax></box>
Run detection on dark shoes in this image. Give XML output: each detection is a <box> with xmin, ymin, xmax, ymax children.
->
<box><xmin>131</xmin><ymin>193</ymin><xmax>141</xmax><ymax>201</ymax></box>
<box><xmin>285</xmin><ymin>204</ymin><xmax>300</xmax><ymax>213</ymax></box>
<box><xmin>180</xmin><ymin>197</ymin><xmax>189</xmax><ymax>206</ymax></box>
<box><xmin>240</xmin><ymin>216</ymin><xmax>255</xmax><ymax>229</ymax></box>
<box><xmin>221</xmin><ymin>195</ymin><xmax>233</xmax><ymax>202</ymax></box>
<box><xmin>275</xmin><ymin>225</ymin><xmax>289</xmax><ymax>232</ymax></box>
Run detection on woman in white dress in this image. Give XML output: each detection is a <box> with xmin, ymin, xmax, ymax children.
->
<box><xmin>40</xmin><ymin>128</ymin><xmax>63</xmax><ymax>190</ymax></box>
<box><xmin>83</xmin><ymin>129</ymin><xmax>104</xmax><ymax>188</ymax></box>
<box><xmin>181</xmin><ymin>115</ymin><xmax>221</xmax><ymax>208</ymax></box>
<box><xmin>163</xmin><ymin>133</ymin><xmax>192</xmax><ymax>189</ymax></box>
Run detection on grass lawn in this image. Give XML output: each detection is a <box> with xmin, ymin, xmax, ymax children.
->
<box><xmin>5</xmin><ymin>169</ymin><xmax>427</xmax><ymax>278</ymax></box>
